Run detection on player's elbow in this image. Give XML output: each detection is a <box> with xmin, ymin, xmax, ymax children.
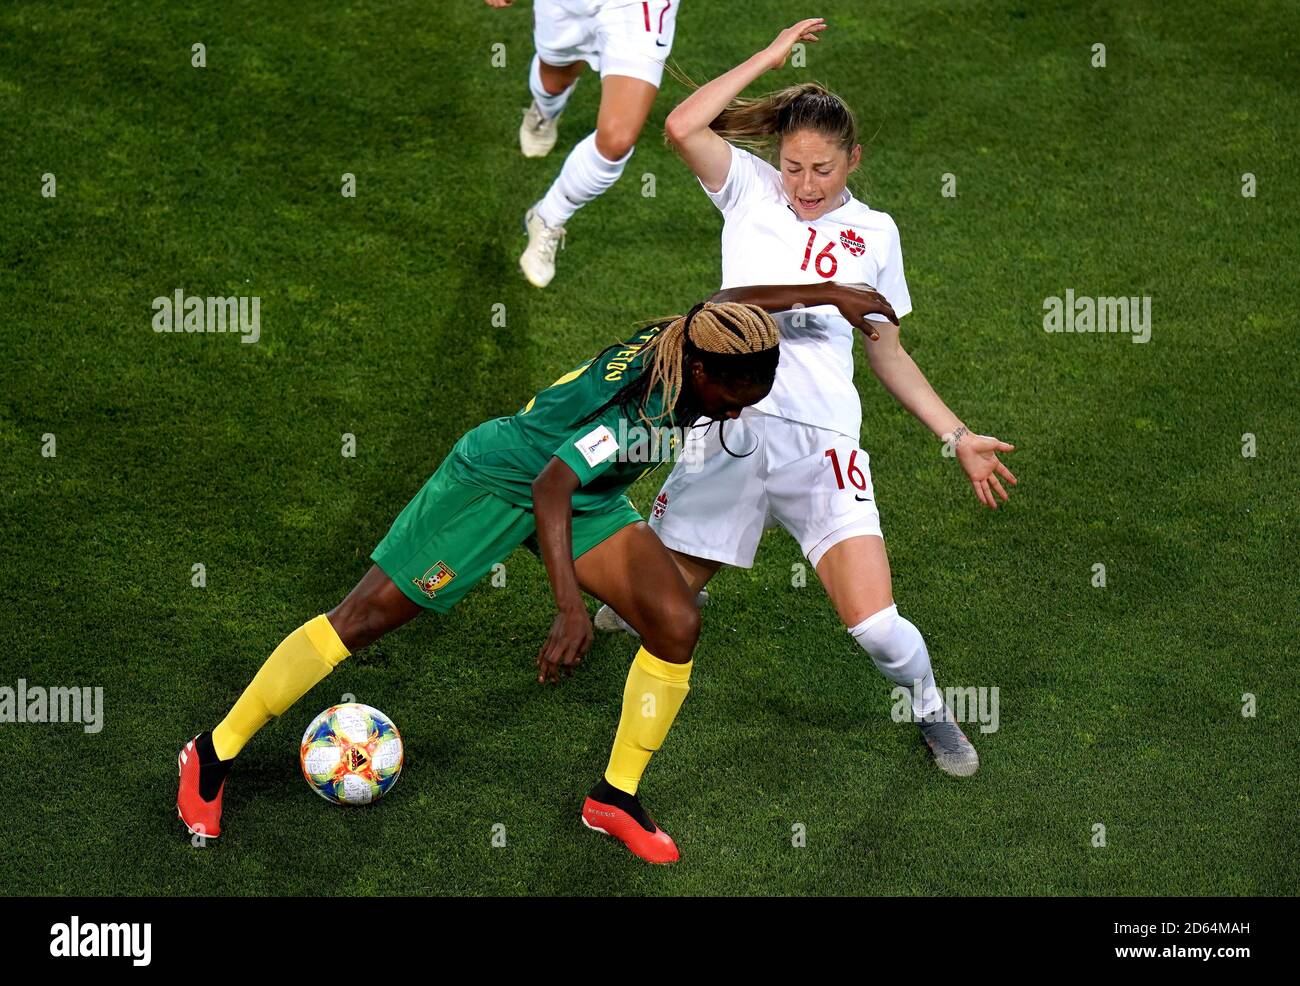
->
<box><xmin>533</xmin><ymin>459</ymin><xmax>578</xmax><ymax>499</ymax></box>
<box><xmin>531</xmin><ymin>466</ymin><xmax>554</xmax><ymax>499</ymax></box>
<box><xmin>864</xmin><ymin>323</ymin><xmax>903</xmax><ymax>357</ymax></box>
<box><xmin>663</xmin><ymin>110</ymin><xmax>693</xmax><ymax>149</ymax></box>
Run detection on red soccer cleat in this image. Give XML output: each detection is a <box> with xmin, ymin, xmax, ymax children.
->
<box><xmin>176</xmin><ymin>735</ymin><xmax>224</xmax><ymax>839</ymax></box>
<box><xmin>581</xmin><ymin>794</ymin><xmax>679</xmax><ymax>864</ymax></box>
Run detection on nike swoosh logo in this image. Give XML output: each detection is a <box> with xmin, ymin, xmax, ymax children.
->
<box><xmin>655</xmin><ymin>39</ymin><xmax>668</xmax><ymax>47</ymax></box>
<box><xmin>855</xmin><ymin>495</ymin><xmax>872</xmax><ymax>502</ymax></box>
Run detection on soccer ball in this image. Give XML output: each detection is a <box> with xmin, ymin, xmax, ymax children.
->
<box><xmin>300</xmin><ymin>703</ymin><xmax>404</xmax><ymax>805</ymax></box>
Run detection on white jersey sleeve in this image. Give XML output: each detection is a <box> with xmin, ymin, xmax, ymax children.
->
<box><xmin>868</xmin><ymin>214</ymin><xmax>912</xmax><ymax>322</ymax></box>
<box><xmin>698</xmin><ymin>144</ymin><xmax>775</xmax><ymax>216</ymax></box>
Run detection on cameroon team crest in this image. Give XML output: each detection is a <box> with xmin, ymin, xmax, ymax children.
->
<box><xmin>840</xmin><ymin>228</ymin><xmax>866</xmax><ymax>256</ymax></box>
<box><xmin>413</xmin><ymin>561</ymin><xmax>457</xmax><ymax>599</ymax></box>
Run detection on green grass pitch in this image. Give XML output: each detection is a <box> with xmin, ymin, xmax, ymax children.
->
<box><xmin>1</xmin><ymin>0</ymin><xmax>1296</xmax><ymax>896</ymax></box>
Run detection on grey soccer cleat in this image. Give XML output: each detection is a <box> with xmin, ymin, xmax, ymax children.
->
<box><xmin>593</xmin><ymin>590</ymin><xmax>710</xmax><ymax>638</ymax></box>
<box><xmin>917</xmin><ymin>705</ymin><xmax>980</xmax><ymax>777</ymax></box>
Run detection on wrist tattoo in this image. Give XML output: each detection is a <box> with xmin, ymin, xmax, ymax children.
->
<box><xmin>947</xmin><ymin>426</ymin><xmax>969</xmax><ymax>448</ymax></box>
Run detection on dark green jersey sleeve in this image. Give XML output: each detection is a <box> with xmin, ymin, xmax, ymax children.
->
<box><xmin>552</xmin><ymin>410</ymin><xmax>626</xmax><ymax>488</ymax></box>
<box><xmin>449</xmin><ymin>323</ymin><xmax>671</xmax><ymax>510</ymax></box>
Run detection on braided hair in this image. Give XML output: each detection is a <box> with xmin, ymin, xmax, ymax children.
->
<box><xmin>581</xmin><ymin>300</ymin><xmax>780</xmax><ymax>455</ymax></box>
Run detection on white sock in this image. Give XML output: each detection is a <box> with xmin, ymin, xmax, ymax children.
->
<box><xmin>536</xmin><ymin>132</ymin><xmax>634</xmax><ymax>227</ymax></box>
<box><xmin>530</xmin><ymin>55</ymin><xmax>576</xmax><ymax>120</ymax></box>
<box><xmin>848</xmin><ymin>604</ymin><xmax>944</xmax><ymax>718</ymax></box>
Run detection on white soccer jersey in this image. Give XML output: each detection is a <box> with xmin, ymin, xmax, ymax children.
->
<box><xmin>702</xmin><ymin>143</ymin><xmax>912</xmax><ymax>439</ymax></box>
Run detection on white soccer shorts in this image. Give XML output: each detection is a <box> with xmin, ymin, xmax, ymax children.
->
<box><xmin>533</xmin><ymin>0</ymin><xmax>679</xmax><ymax>88</ymax></box>
<box><xmin>648</xmin><ymin>408</ymin><xmax>883</xmax><ymax>569</ymax></box>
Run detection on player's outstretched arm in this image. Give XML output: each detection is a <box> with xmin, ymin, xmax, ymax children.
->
<box><xmin>665</xmin><ymin>18</ymin><xmax>828</xmax><ymax>191</ymax></box>
<box><xmin>710</xmin><ymin>282</ymin><xmax>897</xmax><ymax>333</ymax></box>
<box><xmin>863</xmin><ymin>326</ymin><xmax>1018</xmax><ymax>509</ymax></box>
<box><xmin>531</xmin><ymin>458</ymin><xmax>595</xmax><ymax>683</ymax></box>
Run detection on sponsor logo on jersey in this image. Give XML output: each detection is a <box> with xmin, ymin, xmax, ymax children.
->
<box><xmin>413</xmin><ymin>561</ymin><xmax>457</xmax><ymax>599</ymax></box>
<box><xmin>652</xmin><ymin>491</ymin><xmax>669</xmax><ymax>519</ymax></box>
<box><xmin>575</xmin><ymin>424</ymin><xmax>619</xmax><ymax>467</ymax></box>
<box><xmin>840</xmin><ymin>228</ymin><xmax>866</xmax><ymax>256</ymax></box>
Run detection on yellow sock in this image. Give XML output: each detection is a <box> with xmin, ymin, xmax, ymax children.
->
<box><xmin>604</xmin><ymin>647</ymin><xmax>693</xmax><ymax>795</ymax></box>
<box><xmin>211</xmin><ymin>614</ymin><xmax>350</xmax><ymax>761</ymax></box>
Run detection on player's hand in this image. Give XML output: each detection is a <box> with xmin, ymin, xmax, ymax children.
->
<box><xmin>536</xmin><ymin>602</ymin><xmax>593</xmax><ymax>684</ymax></box>
<box><xmin>831</xmin><ymin>283</ymin><xmax>898</xmax><ymax>339</ymax></box>
<box><xmin>484</xmin><ymin>0</ymin><xmax>513</xmax><ymax>8</ymax></box>
<box><xmin>954</xmin><ymin>433</ymin><xmax>1018</xmax><ymax>509</ymax></box>
<box><xmin>762</xmin><ymin>18</ymin><xmax>827</xmax><ymax>71</ymax></box>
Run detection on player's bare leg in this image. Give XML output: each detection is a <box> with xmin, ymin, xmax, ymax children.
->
<box><xmin>812</xmin><ymin>534</ymin><xmax>894</xmax><ymax>626</ymax></box>
<box><xmin>591</xmin><ymin>73</ymin><xmax>658</xmax><ymax>163</ymax></box>
<box><xmin>595</xmin><ymin>546</ymin><xmax>717</xmax><ymax>635</ymax></box>
<box><xmin>326</xmin><ymin>564</ymin><xmax>424</xmax><ymax>652</ymax></box>
<box><xmin>816</xmin><ymin>535</ymin><xmax>979</xmax><ymax>777</ymax></box>
<box><xmin>577</xmin><ymin>524</ymin><xmax>700</xmax><ymax>660</ymax></box>
<box><xmin>522</xmin><ymin>74</ymin><xmax>660</xmax><ymax>287</ymax></box>
<box><xmin>665</xmin><ymin>548</ymin><xmax>722</xmax><ymax>596</ymax></box>
<box><xmin>571</xmin><ymin>522</ymin><xmax>701</xmax><ymax>863</ymax></box>
<box><xmin>539</xmin><ymin>58</ymin><xmax>584</xmax><ymax>93</ymax></box>
<box><xmin>178</xmin><ymin>566</ymin><xmax>422</xmax><ymax>838</ymax></box>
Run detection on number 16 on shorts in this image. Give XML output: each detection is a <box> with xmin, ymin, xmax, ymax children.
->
<box><xmin>824</xmin><ymin>447</ymin><xmax>873</xmax><ymax>502</ymax></box>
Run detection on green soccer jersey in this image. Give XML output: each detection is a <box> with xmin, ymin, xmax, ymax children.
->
<box><xmin>450</xmin><ymin>325</ymin><xmax>677</xmax><ymax>511</ymax></box>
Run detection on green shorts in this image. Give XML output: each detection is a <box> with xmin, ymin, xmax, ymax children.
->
<box><xmin>371</xmin><ymin>453</ymin><xmax>641</xmax><ymax>612</ymax></box>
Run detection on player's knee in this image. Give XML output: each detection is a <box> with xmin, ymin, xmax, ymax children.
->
<box><xmin>848</xmin><ymin>605</ymin><xmax>920</xmax><ymax>674</ymax></box>
<box><xmin>594</xmin><ymin>129</ymin><xmax>636</xmax><ymax>163</ymax></box>
<box><xmin>645</xmin><ymin>600</ymin><xmax>700</xmax><ymax>664</ymax></box>
<box><xmin>537</xmin><ymin>59</ymin><xmax>579</xmax><ymax>94</ymax></box>
<box><xmin>543</xmin><ymin>74</ymin><xmax>578</xmax><ymax>96</ymax></box>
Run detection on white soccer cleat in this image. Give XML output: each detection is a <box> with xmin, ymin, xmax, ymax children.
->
<box><xmin>520</xmin><ymin>205</ymin><xmax>567</xmax><ymax>288</ymax></box>
<box><xmin>520</xmin><ymin>100</ymin><xmax>562</xmax><ymax>158</ymax></box>
<box><xmin>594</xmin><ymin>590</ymin><xmax>709</xmax><ymax>638</ymax></box>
